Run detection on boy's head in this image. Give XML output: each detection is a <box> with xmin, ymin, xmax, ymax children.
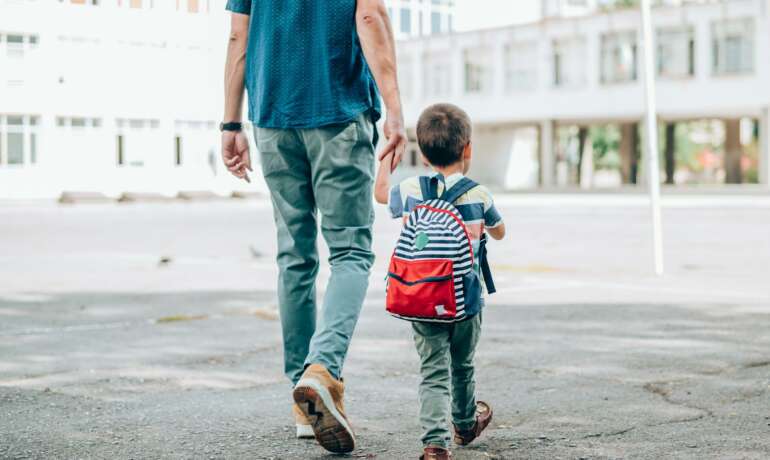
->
<box><xmin>416</xmin><ymin>103</ymin><xmax>472</xmax><ymax>170</ymax></box>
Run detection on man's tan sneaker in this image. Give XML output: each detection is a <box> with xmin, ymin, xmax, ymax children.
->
<box><xmin>292</xmin><ymin>364</ymin><xmax>355</xmax><ymax>453</ymax></box>
<box><xmin>292</xmin><ymin>404</ymin><xmax>315</xmax><ymax>439</ymax></box>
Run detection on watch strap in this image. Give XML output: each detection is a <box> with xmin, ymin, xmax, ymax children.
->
<box><xmin>220</xmin><ymin>121</ymin><xmax>243</xmax><ymax>132</ymax></box>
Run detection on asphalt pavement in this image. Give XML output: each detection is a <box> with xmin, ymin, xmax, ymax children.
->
<box><xmin>1</xmin><ymin>196</ymin><xmax>768</xmax><ymax>459</ymax></box>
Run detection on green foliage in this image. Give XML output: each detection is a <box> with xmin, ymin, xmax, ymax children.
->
<box><xmin>590</xmin><ymin>125</ymin><xmax>622</xmax><ymax>170</ymax></box>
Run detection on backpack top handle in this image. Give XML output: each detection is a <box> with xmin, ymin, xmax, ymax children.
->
<box><xmin>420</xmin><ymin>175</ymin><xmax>478</xmax><ymax>204</ymax></box>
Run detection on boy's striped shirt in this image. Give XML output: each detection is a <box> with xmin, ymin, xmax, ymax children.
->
<box><xmin>388</xmin><ymin>173</ymin><xmax>503</xmax><ymax>265</ymax></box>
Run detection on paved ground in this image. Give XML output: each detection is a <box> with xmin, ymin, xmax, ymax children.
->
<box><xmin>1</xmin><ymin>196</ymin><xmax>769</xmax><ymax>460</ymax></box>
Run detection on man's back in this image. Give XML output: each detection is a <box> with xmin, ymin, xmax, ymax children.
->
<box><xmin>226</xmin><ymin>0</ymin><xmax>380</xmax><ymax>128</ymax></box>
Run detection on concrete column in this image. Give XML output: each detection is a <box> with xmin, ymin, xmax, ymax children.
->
<box><xmin>664</xmin><ymin>122</ymin><xmax>676</xmax><ymax>185</ymax></box>
<box><xmin>539</xmin><ymin>120</ymin><xmax>555</xmax><ymax>187</ymax></box>
<box><xmin>493</xmin><ymin>40</ymin><xmax>506</xmax><ymax>96</ymax></box>
<box><xmin>451</xmin><ymin>41</ymin><xmax>465</xmax><ymax>99</ymax></box>
<box><xmin>620</xmin><ymin>122</ymin><xmax>640</xmax><ymax>184</ymax></box>
<box><xmin>576</xmin><ymin>126</ymin><xmax>589</xmax><ymax>185</ymax></box>
<box><xmin>471</xmin><ymin>125</ymin><xmax>516</xmax><ymax>189</ymax></box>
<box><xmin>724</xmin><ymin>118</ymin><xmax>742</xmax><ymax>184</ymax></box>
<box><xmin>412</xmin><ymin>42</ymin><xmax>424</xmax><ymax>105</ymax></box>
<box><xmin>760</xmin><ymin>108</ymin><xmax>770</xmax><ymax>186</ymax></box>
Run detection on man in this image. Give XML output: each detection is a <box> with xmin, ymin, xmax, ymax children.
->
<box><xmin>221</xmin><ymin>0</ymin><xmax>405</xmax><ymax>454</ymax></box>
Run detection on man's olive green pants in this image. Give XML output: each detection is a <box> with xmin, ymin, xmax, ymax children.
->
<box><xmin>254</xmin><ymin>112</ymin><xmax>375</xmax><ymax>385</ymax></box>
<box><xmin>412</xmin><ymin>313</ymin><xmax>482</xmax><ymax>448</ymax></box>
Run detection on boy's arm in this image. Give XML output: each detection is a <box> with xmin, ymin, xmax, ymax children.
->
<box><xmin>482</xmin><ymin>186</ymin><xmax>505</xmax><ymax>240</ymax></box>
<box><xmin>487</xmin><ymin>223</ymin><xmax>506</xmax><ymax>240</ymax></box>
<box><xmin>374</xmin><ymin>153</ymin><xmax>394</xmax><ymax>204</ymax></box>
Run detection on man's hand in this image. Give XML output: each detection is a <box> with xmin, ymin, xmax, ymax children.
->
<box><xmin>380</xmin><ymin>114</ymin><xmax>407</xmax><ymax>173</ymax></box>
<box><xmin>221</xmin><ymin>130</ymin><xmax>252</xmax><ymax>182</ymax></box>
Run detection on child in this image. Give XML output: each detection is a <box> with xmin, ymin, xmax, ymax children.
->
<box><xmin>374</xmin><ymin>103</ymin><xmax>505</xmax><ymax>460</ymax></box>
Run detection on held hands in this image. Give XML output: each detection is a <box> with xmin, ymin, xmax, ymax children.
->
<box><xmin>221</xmin><ymin>130</ymin><xmax>252</xmax><ymax>183</ymax></box>
<box><xmin>379</xmin><ymin>113</ymin><xmax>407</xmax><ymax>173</ymax></box>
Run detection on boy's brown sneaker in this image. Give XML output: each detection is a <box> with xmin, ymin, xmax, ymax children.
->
<box><xmin>292</xmin><ymin>404</ymin><xmax>314</xmax><ymax>439</ymax></box>
<box><xmin>453</xmin><ymin>401</ymin><xmax>493</xmax><ymax>446</ymax></box>
<box><xmin>420</xmin><ymin>446</ymin><xmax>452</xmax><ymax>459</ymax></box>
<box><xmin>292</xmin><ymin>364</ymin><xmax>355</xmax><ymax>453</ymax></box>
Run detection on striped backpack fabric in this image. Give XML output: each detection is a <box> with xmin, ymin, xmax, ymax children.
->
<box><xmin>386</xmin><ymin>175</ymin><xmax>494</xmax><ymax>323</ymax></box>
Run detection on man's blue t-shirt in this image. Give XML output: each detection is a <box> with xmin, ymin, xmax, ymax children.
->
<box><xmin>225</xmin><ymin>0</ymin><xmax>381</xmax><ymax>129</ymax></box>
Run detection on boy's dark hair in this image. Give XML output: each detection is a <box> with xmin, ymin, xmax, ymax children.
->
<box><xmin>416</xmin><ymin>103</ymin><xmax>472</xmax><ymax>168</ymax></box>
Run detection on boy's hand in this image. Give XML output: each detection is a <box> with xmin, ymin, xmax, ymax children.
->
<box><xmin>222</xmin><ymin>130</ymin><xmax>252</xmax><ymax>183</ymax></box>
<box><xmin>380</xmin><ymin>113</ymin><xmax>407</xmax><ymax>173</ymax></box>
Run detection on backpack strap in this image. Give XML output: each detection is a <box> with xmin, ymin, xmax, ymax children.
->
<box><xmin>419</xmin><ymin>175</ymin><xmax>442</xmax><ymax>201</ymax></box>
<box><xmin>478</xmin><ymin>233</ymin><xmax>496</xmax><ymax>294</ymax></box>
<box><xmin>440</xmin><ymin>177</ymin><xmax>478</xmax><ymax>204</ymax></box>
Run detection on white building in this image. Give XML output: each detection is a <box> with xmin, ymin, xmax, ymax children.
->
<box><xmin>1</xmin><ymin>0</ymin><xmax>768</xmax><ymax>200</ymax></box>
<box><xmin>0</xmin><ymin>0</ymin><xmax>456</xmax><ymax>200</ymax></box>
<box><xmin>395</xmin><ymin>0</ymin><xmax>770</xmax><ymax>189</ymax></box>
<box><xmin>0</xmin><ymin>0</ymin><xmax>241</xmax><ymax>200</ymax></box>
<box><xmin>384</xmin><ymin>0</ymin><xmax>456</xmax><ymax>39</ymax></box>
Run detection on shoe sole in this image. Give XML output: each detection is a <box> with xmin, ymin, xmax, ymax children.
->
<box><xmin>296</xmin><ymin>424</ymin><xmax>315</xmax><ymax>439</ymax></box>
<box><xmin>293</xmin><ymin>379</ymin><xmax>355</xmax><ymax>454</ymax></box>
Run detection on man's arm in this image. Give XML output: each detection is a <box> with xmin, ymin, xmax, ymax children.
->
<box><xmin>356</xmin><ymin>0</ymin><xmax>406</xmax><ymax>172</ymax></box>
<box><xmin>222</xmin><ymin>12</ymin><xmax>252</xmax><ymax>182</ymax></box>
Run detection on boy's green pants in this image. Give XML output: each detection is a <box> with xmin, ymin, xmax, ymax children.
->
<box><xmin>412</xmin><ymin>313</ymin><xmax>482</xmax><ymax>448</ymax></box>
<box><xmin>254</xmin><ymin>112</ymin><xmax>375</xmax><ymax>385</ymax></box>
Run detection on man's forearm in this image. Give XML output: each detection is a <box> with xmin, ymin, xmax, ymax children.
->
<box><xmin>356</xmin><ymin>2</ymin><xmax>402</xmax><ymax>116</ymax></box>
<box><xmin>224</xmin><ymin>16</ymin><xmax>249</xmax><ymax>122</ymax></box>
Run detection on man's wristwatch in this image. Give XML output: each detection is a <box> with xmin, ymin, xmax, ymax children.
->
<box><xmin>220</xmin><ymin>121</ymin><xmax>243</xmax><ymax>132</ymax></box>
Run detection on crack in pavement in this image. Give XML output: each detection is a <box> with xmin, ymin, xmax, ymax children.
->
<box><xmin>582</xmin><ymin>426</ymin><xmax>636</xmax><ymax>439</ymax></box>
<box><xmin>643</xmin><ymin>381</ymin><xmax>715</xmax><ymax>419</ymax></box>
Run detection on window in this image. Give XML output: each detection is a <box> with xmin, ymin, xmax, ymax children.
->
<box><xmin>6</xmin><ymin>34</ymin><xmax>24</xmax><ymax>58</ymax></box>
<box><xmin>553</xmin><ymin>38</ymin><xmax>587</xmax><ymax>88</ymax></box>
<box><xmin>504</xmin><ymin>42</ymin><xmax>538</xmax><ymax>91</ymax></box>
<box><xmin>0</xmin><ymin>115</ymin><xmax>40</xmax><ymax>167</ymax></box>
<box><xmin>463</xmin><ymin>47</ymin><xmax>493</xmax><ymax>94</ymax></box>
<box><xmin>712</xmin><ymin>18</ymin><xmax>755</xmax><ymax>75</ymax></box>
<box><xmin>175</xmin><ymin>136</ymin><xmax>183</xmax><ymax>166</ymax></box>
<box><xmin>431</xmin><ymin>12</ymin><xmax>442</xmax><ymax>34</ymax></box>
<box><xmin>600</xmin><ymin>31</ymin><xmax>638</xmax><ymax>84</ymax></box>
<box><xmin>657</xmin><ymin>26</ymin><xmax>694</xmax><ymax>78</ymax></box>
<box><xmin>423</xmin><ymin>51</ymin><xmax>453</xmax><ymax>97</ymax></box>
<box><xmin>400</xmin><ymin>8</ymin><xmax>411</xmax><ymax>34</ymax></box>
<box><xmin>3</xmin><ymin>33</ymin><xmax>39</xmax><ymax>59</ymax></box>
<box><xmin>117</xmin><ymin>135</ymin><xmax>124</xmax><ymax>166</ymax></box>
<box><xmin>7</xmin><ymin>133</ymin><xmax>23</xmax><ymax>165</ymax></box>
<box><xmin>56</xmin><ymin>117</ymin><xmax>102</xmax><ymax>129</ymax></box>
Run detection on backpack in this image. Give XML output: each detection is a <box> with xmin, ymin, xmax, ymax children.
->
<box><xmin>386</xmin><ymin>175</ymin><xmax>496</xmax><ymax>323</ymax></box>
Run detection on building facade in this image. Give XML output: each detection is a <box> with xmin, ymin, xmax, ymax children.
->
<box><xmin>384</xmin><ymin>0</ymin><xmax>456</xmax><ymax>40</ymax></box>
<box><xmin>0</xmin><ymin>0</ymin><xmax>458</xmax><ymax>200</ymax></box>
<box><xmin>1</xmin><ymin>0</ymin><xmax>768</xmax><ymax>200</ymax></box>
<box><xmin>395</xmin><ymin>0</ymin><xmax>770</xmax><ymax>189</ymax></box>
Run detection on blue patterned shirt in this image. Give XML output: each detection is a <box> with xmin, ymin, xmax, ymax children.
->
<box><xmin>225</xmin><ymin>0</ymin><xmax>381</xmax><ymax>129</ymax></box>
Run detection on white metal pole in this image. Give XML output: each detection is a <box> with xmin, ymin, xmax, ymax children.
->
<box><xmin>640</xmin><ymin>0</ymin><xmax>664</xmax><ymax>276</ymax></box>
